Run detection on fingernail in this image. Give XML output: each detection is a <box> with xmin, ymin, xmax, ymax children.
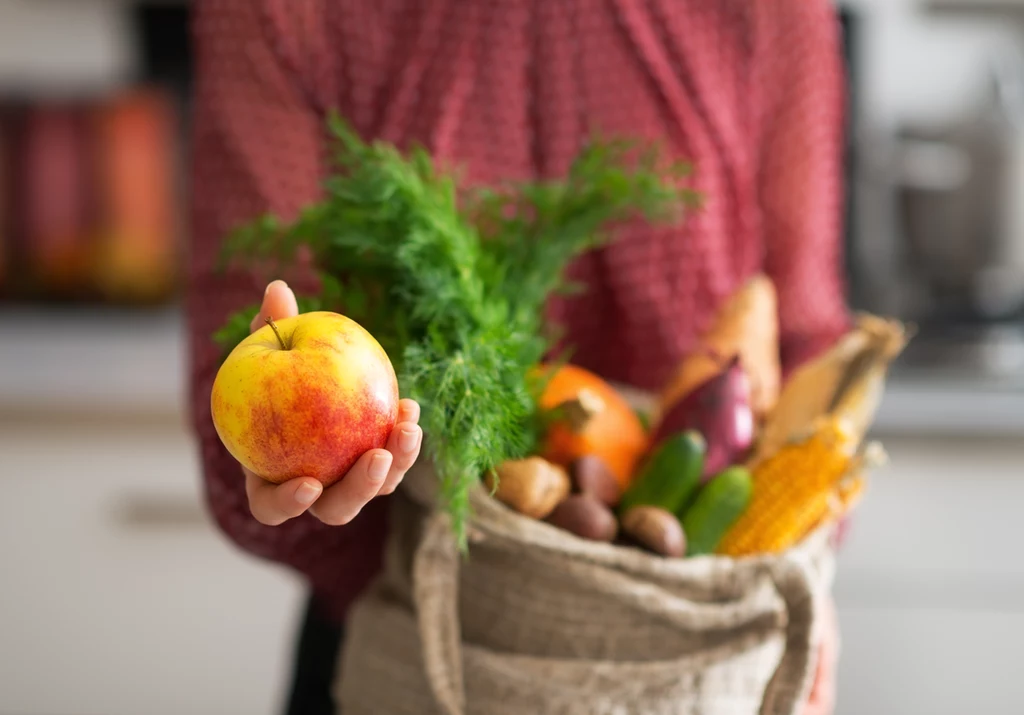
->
<box><xmin>266</xmin><ymin>279</ymin><xmax>288</xmax><ymax>295</ymax></box>
<box><xmin>295</xmin><ymin>481</ymin><xmax>321</xmax><ymax>506</ymax></box>
<box><xmin>369</xmin><ymin>453</ymin><xmax>391</xmax><ymax>481</ymax></box>
<box><xmin>403</xmin><ymin>401</ymin><xmax>421</xmax><ymax>422</ymax></box>
<box><xmin>399</xmin><ymin>428</ymin><xmax>419</xmax><ymax>453</ymax></box>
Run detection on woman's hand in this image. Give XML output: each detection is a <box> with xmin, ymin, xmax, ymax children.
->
<box><xmin>802</xmin><ymin>597</ymin><xmax>839</xmax><ymax>715</ymax></box>
<box><xmin>241</xmin><ymin>280</ymin><xmax>423</xmax><ymax>527</ymax></box>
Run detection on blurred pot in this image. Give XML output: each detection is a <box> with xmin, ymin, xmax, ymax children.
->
<box><xmin>896</xmin><ymin>47</ymin><xmax>1024</xmax><ymax>321</ymax></box>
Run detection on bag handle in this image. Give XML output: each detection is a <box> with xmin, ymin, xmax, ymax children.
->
<box><xmin>759</xmin><ymin>555</ymin><xmax>821</xmax><ymax>715</ymax></box>
<box><xmin>412</xmin><ymin>511</ymin><xmax>466</xmax><ymax>715</ymax></box>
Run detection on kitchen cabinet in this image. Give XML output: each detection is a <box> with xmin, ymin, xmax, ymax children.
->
<box><xmin>0</xmin><ymin>415</ymin><xmax>304</xmax><ymax>715</ymax></box>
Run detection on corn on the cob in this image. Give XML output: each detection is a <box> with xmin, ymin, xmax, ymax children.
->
<box><xmin>808</xmin><ymin>439</ymin><xmax>887</xmax><ymax>535</ymax></box>
<box><xmin>807</xmin><ymin>474</ymin><xmax>867</xmax><ymax>538</ymax></box>
<box><xmin>832</xmin><ymin>474</ymin><xmax>867</xmax><ymax>515</ymax></box>
<box><xmin>716</xmin><ymin>417</ymin><xmax>856</xmax><ymax>557</ymax></box>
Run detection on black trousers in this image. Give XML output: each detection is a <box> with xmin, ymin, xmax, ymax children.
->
<box><xmin>284</xmin><ymin>593</ymin><xmax>345</xmax><ymax>715</ymax></box>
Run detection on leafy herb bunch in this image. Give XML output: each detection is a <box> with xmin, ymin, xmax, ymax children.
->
<box><xmin>216</xmin><ymin>115</ymin><xmax>699</xmax><ymax>548</ymax></box>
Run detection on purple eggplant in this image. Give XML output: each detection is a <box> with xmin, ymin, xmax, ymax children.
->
<box><xmin>651</xmin><ymin>356</ymin><xmax>754</xmax><ymax>482</ymax></box>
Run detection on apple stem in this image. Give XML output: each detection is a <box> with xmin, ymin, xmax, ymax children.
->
<box><xmin>265</xmin><ymin>317</ymin><xmax>288</xmax><ymax>350</ymax></box>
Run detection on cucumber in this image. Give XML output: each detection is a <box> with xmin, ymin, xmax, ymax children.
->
<box><xmin>619</xmin><ymin>431</ymin><xmax>705</xmax><ymax>515</ymax></box>
<box><xmin>680</xmin><ymin>466</ymin><xmax>753</xmax><ymax>556</ymax></box>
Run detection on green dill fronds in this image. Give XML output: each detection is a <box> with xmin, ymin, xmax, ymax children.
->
<box><xmin>216</xmin><ymin>115</ymin><xmax>698</xmax><ymax>549</ymax></box>
<box><xmin>213</xmin><ymin>305</ymin><xmax>258</xmax><ymax>356</ymax></box>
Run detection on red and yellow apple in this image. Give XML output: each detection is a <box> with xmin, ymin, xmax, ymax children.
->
<box><xmin>211</xmin><ymin>311</ymin><xmax>399</xmax><ymax>486</ymax></box>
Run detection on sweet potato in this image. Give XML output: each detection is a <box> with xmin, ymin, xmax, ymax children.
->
<box><xmin>661</xmin><ymin>274</ymin><xmax>780</xmax><ymax>419</ymax></box>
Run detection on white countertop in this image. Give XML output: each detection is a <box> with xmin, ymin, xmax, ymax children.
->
<box><xmin>0</xmin><ymin>305</ymin><xmax>187</xmax><ymax>418</ymax></box>
<box><xmin>1</xmin><ymin>305</ymin><xmax>1022</xmax><ymax>437</ymax></box>
<box><xmin>873</xmin><ymin>376</ymin><xmax>1024</xmax><ymax>436</ymax></box>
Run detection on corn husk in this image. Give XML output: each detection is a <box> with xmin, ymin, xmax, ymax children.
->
<box><xmin>750</xmin><ymin>315</ymin><xmax>910</xmax><ymax>466</ymax></box>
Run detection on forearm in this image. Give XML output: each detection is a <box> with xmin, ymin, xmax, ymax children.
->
<box><xmin>186</xmin><ymin>0</ymin><xmax>388</xmax><ymax>618</ymax></box>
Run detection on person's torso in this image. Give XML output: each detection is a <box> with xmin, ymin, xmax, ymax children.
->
<box><xmin>276</xmin><ymin>0</ymin><xmax>768</xmax><ymax>388</ymax></box>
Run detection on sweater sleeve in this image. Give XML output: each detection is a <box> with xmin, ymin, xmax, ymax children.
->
<box><xmin>755</xmin><ymin>0</ymin><xmax>852</xmax><ymax>374</ymax></box>
<box><xmin>187</xmin><ymin>0</ymin><xmax>388</xmax><ymax>621</ymax></box>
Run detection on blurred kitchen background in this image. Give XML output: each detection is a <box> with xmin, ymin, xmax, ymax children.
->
<box><xmin>1</xmin><ymin>0</ymin><xmax>1023</xmax><ymax>713</ymax></box>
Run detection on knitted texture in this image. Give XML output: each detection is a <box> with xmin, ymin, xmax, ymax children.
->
<box><xmin>187</xmin><ymin>0</ymin><xmax>849</xmax><ymax>622</ymax></box>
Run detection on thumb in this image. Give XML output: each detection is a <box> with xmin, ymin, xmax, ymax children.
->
<box><xmin>251</xmin><ymin>280</ymin><xmax>300</xmax><ymax>332</ymax></box>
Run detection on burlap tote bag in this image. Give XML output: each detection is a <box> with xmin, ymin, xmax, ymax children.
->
<box><xmin>335</xmin><ymin>460</ymin><xmax>837</xmax><ymax>715</ymax></box>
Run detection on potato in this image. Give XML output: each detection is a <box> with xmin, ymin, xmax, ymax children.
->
<box><xmin>485</xmin><ymin>457</ymin><xmax>570</xmax><ymax>520</ymax></box>
<box><xmin>620</xmin><ymin>506</ymin><xmax>686</xmax><ymax>558</ymax></box>
<box><xmin>570</xmin><ymin>455</ymin><xmax>622</xmax><ymax>507</ymax></box>
<box><xmin>547</xmin><ymin>494</ymin><xmax>619</xmax><ymax>542</ymax></box>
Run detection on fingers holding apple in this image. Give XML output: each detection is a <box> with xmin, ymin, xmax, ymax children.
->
<box><xmin>307</xmin><ymin>402</ymin><xmax>422</xmax><ymax>524</ymax></box>
<box><xmin>242</xmin><ymin>404</ymin><xmax>422</xmax><ymax>527</ymax></box>
<box><xmin>306</xmin><ymin>449</ymin><xmax>392</xmax><ymax>526</ymax></box>
<box><xmin>244</xmin><ymin>470</ymin><xmax>323</xmax><ymax>526</ymax></box>
<box><xmin>213</xmin><ymin>279</ymin><xmax>422</xmax><ymax>526</ymax></box>
<box><xmin>380</xmin><ymin>399</ymin><xmax>422</xmax><ymax>495</ymax></box>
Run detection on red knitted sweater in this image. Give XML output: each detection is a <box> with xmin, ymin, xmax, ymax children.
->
<box><xmin>188</xmin><ymin>0</ymin><xmax>850</xmax><ymax>622</ymax></box>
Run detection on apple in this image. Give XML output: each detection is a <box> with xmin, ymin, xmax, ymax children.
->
<box><xmin>211</xmin><ymin>311</ymin><xmax>399</xmax><ymax>486</ymax></box>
